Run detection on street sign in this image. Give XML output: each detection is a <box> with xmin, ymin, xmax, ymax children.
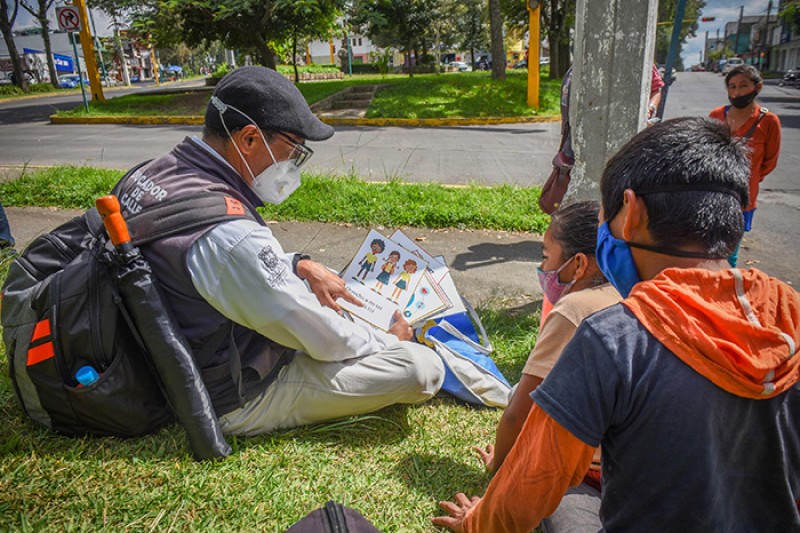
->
<box><xmin>56</xmin><ymin>6</ymin><xmax>81</xmax><ymax>32</ymax></box>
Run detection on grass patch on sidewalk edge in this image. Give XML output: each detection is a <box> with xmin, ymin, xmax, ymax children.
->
<box><xmin>0</xmin><ymin>166</ymin><xmax>550</xmax><ymax>234</ymax></box>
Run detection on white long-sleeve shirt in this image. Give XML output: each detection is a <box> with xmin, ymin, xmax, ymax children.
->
<box><xmin>186</xmin><ymin>219</ymin><xmax>398</xmax><ymax>362</ymax></box>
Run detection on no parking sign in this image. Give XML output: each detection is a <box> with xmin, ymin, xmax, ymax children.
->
<box><xmin>56</xmin><ymin>6</ymin><xmax>81</xmax><ymax>32</ymax></box>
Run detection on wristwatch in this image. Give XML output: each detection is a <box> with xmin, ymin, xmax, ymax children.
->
<box><xmin>293</xmin><ymin>253</ymin><xmax>311</xmax><ymax>276</ymax></box>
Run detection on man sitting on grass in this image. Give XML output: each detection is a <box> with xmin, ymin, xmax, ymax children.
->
<box><xmin>433</xmin><ymin>116</ymin><xmax>800</xmax><ymax>532</ymax></box>
<box><xmin>113</xmin><ymin>66</ymin><xmax>444</xmax><ymax>436</ymax></box>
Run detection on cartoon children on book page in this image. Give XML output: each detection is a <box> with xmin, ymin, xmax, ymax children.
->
<box><xmin>373</xmin><ymin>250</ymin><xmax>401</xmax><ymax>294</ymax></box>
<box><xmin>390</xmin><ymin>259</ymin><xmax>418</xmax><ymax>303</ymax></box>
<box><xmin>354</xmin><ymin>238</ymin><xmax>385</xmax><ymax>283</ymax></box>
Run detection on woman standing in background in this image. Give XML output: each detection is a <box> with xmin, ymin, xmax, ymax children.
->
<box><xmin>709</xmin><ymin>64</ymin><xmax>781</xmax><ymax>267</ymax></box>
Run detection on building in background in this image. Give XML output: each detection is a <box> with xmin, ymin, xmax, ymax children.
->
<box><xmin>773</xmin><ymin>0</ymin><xmax>800</xmax><ymax>72</ymax></box>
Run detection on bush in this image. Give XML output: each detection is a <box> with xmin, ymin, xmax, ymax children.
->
<box><xmin>398</xmin><ymin>65</ymin><xmax>437</xmax><ymax>74</ymax></box>
<box><xmin>0</xmin><ymin>82</ymin><xmax>57</xmax><ymax>97</ymax></box>
<box><xmin>0</xmin><ymin>85</ymin><xmax>24</xmax><ymax>97</ymax></box>
<box><xmin>342</xmin><ymin>63</ymin><xmax>380</xmax><ymax>74</ymax></box>
<box><xmin>277</xmin><ymin>64</ymin><xmax>341</xmax><ymax>74</ymax></box>
<box><xmin>211</xmin><ymin>63</ymin><xmax>231</xmax><ymax>79</ymax></box>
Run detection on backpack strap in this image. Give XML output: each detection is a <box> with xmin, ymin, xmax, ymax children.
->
<box><xmin>742</xmin><ymin>107</ymin><xmax>768</xmax><ymax>141</ymax></box>
<box><xmin>126</xmin><ymin>191</ymin><xmax>258</xmax><ymax>246</ymax></box>
<box><xmin>109</xmin><ymin>160</ymin><xmax>259</xmax><ymax>246</ymax></box>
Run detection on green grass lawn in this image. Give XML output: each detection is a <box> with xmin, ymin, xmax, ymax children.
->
<box><xmin>0</xmin><ymin>165</ymin><xmax>545</xmax><ymax>531</ymax></box>
<box><xmin>0</xmin><ymin>166</ymin><xmax>550</xmax><ymax>233</ymax></box>
<box><xmin>56</xmin><ymin>69</ymin><xmax>561</xmax><ymax>120</ymax></box>
<box><xmin>368</xmin><ymin>71</ymin><xmax>561</xmax><ymax>119</ymax></box>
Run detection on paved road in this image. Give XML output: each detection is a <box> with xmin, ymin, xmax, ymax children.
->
<box><xmin>0</xmin><ymin>72</ymin><xmax>798</xmax><ymax>284</ymax></box>
<box><xmin>0</xmin><ymin>80</ymin><xmax>561</xmax><ymax>185</ymax></box>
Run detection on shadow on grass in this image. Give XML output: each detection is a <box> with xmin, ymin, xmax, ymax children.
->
<box><xmin>0</xmin><ymin>397</ymin><xmax>415</xmax><ymax>461</ymax></box>
<box><xmin>396</xmin><ymin>452</ymin><xmax>491</xmax><ymax>501</ymax></box>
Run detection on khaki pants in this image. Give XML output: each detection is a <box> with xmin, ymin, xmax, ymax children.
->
<box><xmin>219</xmin><ymin>342</ymin><xmax>444</xmax><ymax>436</ymax></box>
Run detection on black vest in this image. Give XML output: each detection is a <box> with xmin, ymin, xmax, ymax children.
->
<box><xmin>114</xmin><ymin>137</ymin><xmax>291</xmax><ymax>416</ymax></box>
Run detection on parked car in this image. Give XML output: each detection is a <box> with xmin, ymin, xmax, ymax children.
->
<box><xmin>540</xmin><ymin>57</ymin><xmax>550</xmax><ymax>65</ymax></box>
<box><xmin>721</xmin><ymin>57</ymin><xmax>744</xmax><ymax>75</ymax></box>
<box><xmin>100</xmin><ymin>75</ymin><xmax>118</xmax><ymax>87</ymax></box>
<box><xmin>779</xmin><ymin>67</ymin><xmax>800</xmax><ymax>88</ymax></box>
<box><xmin>512</xmin><ymin>59</ymin><xmax>528</xmax><ymax>69</ymax></box>
<box><xmin>448</xmin><ymin>61</ymin><xmax>472</xmax><ymax>72</ymax></box>
<box><xmin>58</xmin><ymin>74</ymin><xmax>88</xmax><ymax>89</ymax></box>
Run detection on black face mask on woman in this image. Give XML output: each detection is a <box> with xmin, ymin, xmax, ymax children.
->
<box><xmin>729</xmin><ymin>90</ymin><xmax>758</xmax><ymax>109</ymax></box>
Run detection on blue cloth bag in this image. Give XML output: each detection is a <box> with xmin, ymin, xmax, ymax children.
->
<box><xmin>419</xmin><ymin>303</ymin><xmax>511</xmax><ymax>408</ymax></box>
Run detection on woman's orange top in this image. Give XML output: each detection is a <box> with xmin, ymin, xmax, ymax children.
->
<box><xmin>709</xmin><ymin>104</ymin><xmax>781</xmax><ymax>211</ymax></box>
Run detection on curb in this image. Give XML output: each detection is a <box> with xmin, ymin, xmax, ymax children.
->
<box><xmin>50</xmin><ymin>113</ymin><xmax>560</xmax><ymax>127</ymax></box>
<box><xmin>51</xmin><ymin>115</ymin><xmax>204</xmax><ymax>125</ymax></box>
<box><xmin>0</xmin><ymin>84</ymin><xmax>143</xmax><ymax>103</ymax></box>
<box><xmin>319</xmin><ymin>115</ymin><xmax>560</xmax><ymax>127</ymax></box>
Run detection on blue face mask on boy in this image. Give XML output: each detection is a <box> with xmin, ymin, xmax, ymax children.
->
<box><xmin>596</xmin><ymin>218</ymin><xmax>726</xmax><ymax>298</ymax></box>
<box><xmin>595</xmin><ymin>222</ymin><xmax>641</xmax><ymax>298</ymax></box>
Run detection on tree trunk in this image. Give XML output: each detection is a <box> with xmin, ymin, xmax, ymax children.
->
<box><xmin>488</xmin><ymin>0</ymin><xmax>505</xmax><ymax>80</ymax></box>
<box><xmin>546</xmin><ymin>1</ymin><xmax>572</xmax><ymax>79</ymax></box>
<box><xmin>0</xmin><ymin>0</ymin><xmax>27</xmax><ymax>91</ymax></box>
<box><xmin>255</xmin><ymin>38</ymin><xmax>276</xmax><ymax>69</ymax></box>
<box><xmin>292</xmin><ymin>29</ymin><xmax>299</xmax><ymax>83</ymax></box>
<box><xmin>38</xmin><ymin>10</ymin><xmax>59</xmax><ymax>87</ymax></box>
<box><xmin>557</xmin><ymin>41</ymin><xmax>570</xmax><ymax>77</ymax></box>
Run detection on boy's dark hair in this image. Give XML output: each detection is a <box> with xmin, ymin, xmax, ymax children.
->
<box><xmin>371</xmin><ymin>239</ymin><xmax>386</xmax><ymax>252</ymax></box>
<box><xmin>550</xmin><ymin>200</ymin><xmax>601</xmax><ymax>258</ymax></box>
<box><xmin>600</xmin><ymin>117</ymin><xmax>749</xmax><ymax>257</ymax></box>
<box><xmin>725</xmin><ymin>64</ymin><xmax>762</xmax><ymax>86</ymax></box>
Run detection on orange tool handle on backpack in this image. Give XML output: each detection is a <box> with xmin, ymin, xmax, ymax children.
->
<box><xmin>96</xmin><ymin>195</ymin><xmax>131</xmax><ymax>247</ymax></box>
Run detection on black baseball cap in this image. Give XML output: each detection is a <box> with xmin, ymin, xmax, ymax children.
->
<box><xmin>205</xmin><ymin>66</ymin><xmax>334</xmax><ymax>142</ymax></box>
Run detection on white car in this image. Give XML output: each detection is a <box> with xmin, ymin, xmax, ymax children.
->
<box><xmin>448</xmin><ymin>61</ymin><xmax>472</xmax><ymax>72</ymax></box>
<box><xmin>721</xmin><ymin>57</ymin><xmax>744</xmax><ymax>75</ymax></box>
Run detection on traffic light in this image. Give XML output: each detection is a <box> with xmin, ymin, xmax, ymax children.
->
<box><xmin>701</xmin><ymin>17</ymin><xmax>716</xmax><ymax>22</ymax></box>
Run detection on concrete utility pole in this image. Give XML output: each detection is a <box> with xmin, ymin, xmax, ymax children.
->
<box><xmin>735</xmin><ymin>5</ymin><xmax>744</xmax><ymax>54</ymax></box>
<box><xmin>568</xmin><ymin>0</ymin><xmax>658</xmax><ymax>202</ymax></box>
<box><xmin>763</xmin><ymin>0</ymin><xmax>773</xmax><ymax>70</ymax></box>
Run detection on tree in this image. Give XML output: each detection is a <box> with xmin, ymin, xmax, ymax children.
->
<box><xmin>20</xmin><ymin>0</ymin><xmax>58</xmax><ymax>87</ymax></box>
<box><xmin>541</xmin><ymin>0</ymin><xmax>574</xmax><ymax>79</ymax></box>
<box><xmin>0</xmin><ymin>0</ymin><xmax>27</xmax><ymax>90</ymax></box>
<box><xmin>456</xmin><ymin>0</ymin><xmax>488</xmax><ymax>68</ymax></box>
<box><xmin>655</xmin><ymin>0</ymin><xmax>706</xmax><ymax>70</ymax></box>
<box><xmin>779</xmin><ymin>0</ymin><xmax>800</xmax><ymax>34</ymax></box>
<box><xmin>353</xmin><ymin>0</ymin><xmax>437</xmax><ymax>77</ymax></box>
<box><xmin>281</xmin><ymin>0</ymin><xmax>340</xmax><ymax>82</ymax></box>
<box><xmin>92</xmin><ymin>0</ymin><xmax>343</xmax><ymax>69</ymax></box>
<box><xmin>488</xmin><ymin>0</ymin><xmax>505</xmax><ymax>79</ymax></box>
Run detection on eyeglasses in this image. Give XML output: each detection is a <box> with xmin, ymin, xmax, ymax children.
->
<box><xmin>272</xmin><ymin>131</ymin><xmax>314</xmax><ymax>168</ymax></box>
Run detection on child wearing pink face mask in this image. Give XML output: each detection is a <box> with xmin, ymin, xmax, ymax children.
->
<box><xmin>474</xmin><ymin>200</ymin><xmax>620</xmax><ymax>479</ymax></box>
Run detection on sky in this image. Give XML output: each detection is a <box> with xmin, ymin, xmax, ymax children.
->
<box><xmin>682</xmin><ymin>0</ymin><xmax>777</xmax><ymax>66</ymax></box>
<box><xmin>12</xmin><ymin>0</ymin><xmax>777</xmax><ymax>65</ymax></box>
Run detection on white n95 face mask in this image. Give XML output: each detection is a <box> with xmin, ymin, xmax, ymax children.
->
<box><xmin>251</xmin><ymin>142</ymin><xmax>302</xmax><ymax>204</ymax></box>
<box><xmin>210</xmin><ymin>95</ymin><xmax>302</xmax><ymax>205</ymax></box>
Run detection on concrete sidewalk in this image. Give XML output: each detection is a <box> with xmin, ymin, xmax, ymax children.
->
<box><xmin>6</xmin><ymin>206</ymin><xmax>545</xmax><ymax>312</ymax></box>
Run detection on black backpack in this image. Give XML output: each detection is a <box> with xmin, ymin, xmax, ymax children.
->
<box><xmin>286</xmin><ymin>501</ymin><xmax>382</xmax><ymax>532</ymax></box>
<box><xmin>2</xmin><ymin>178</ymin><xmax>256</xmax><ymax>459</ymax></box>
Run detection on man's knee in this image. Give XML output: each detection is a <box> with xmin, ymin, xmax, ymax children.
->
<box><xmin>392</xmin><ymin>341</ymin><xmax>445</xmax><ymax>396</ymax></box>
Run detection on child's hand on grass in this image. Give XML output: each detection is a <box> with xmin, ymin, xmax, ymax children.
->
<box><xmin>473</xmin><ymin>444</ymin><xmax>495</xmax><ymax>472</ymax></box>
